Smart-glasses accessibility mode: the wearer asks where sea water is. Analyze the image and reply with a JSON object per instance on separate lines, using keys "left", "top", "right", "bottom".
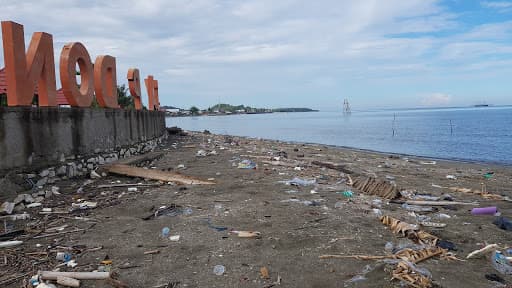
{"left": 166, "top": 106, "right": 512, "bottom": 165}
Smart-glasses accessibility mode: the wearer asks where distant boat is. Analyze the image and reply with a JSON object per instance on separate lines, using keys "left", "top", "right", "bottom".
{"left": 474, "top": 104, "right": 490, "bottom": 107}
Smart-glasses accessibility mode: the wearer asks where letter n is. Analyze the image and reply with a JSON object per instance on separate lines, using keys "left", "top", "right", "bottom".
{"left": 1, "top": 21, "right": 57, "bottom": 106}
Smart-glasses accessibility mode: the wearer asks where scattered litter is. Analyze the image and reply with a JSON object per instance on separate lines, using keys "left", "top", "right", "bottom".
{"left": 485, "top": 273, "right": 505, "bottom": 284}
{"left": 281, "top": 199, "right": 320, "bottom": 206}
{"left": 237, "top": 159, "right": 257, "bottom": 169}
{"left": 419, "top": 222, "right": 446, "bottom": 228}
{"left": 213, "top": 265, "right": 225, "bottom": 276}
{"left": 230, "top": 230, "right": 261, "bottom": 238}
{"left": 350, "top": 177, "right": 399, "bottom": 199}
{"left": 161, "top": 227, "right": 170, "bottom": 238}
{"left": 127, "top": 187, "right": 138, "bottom": 192}
{"left": 493, "top": 217, "right": 512, "bottom": 231}
{"left": 484, "top": 172, "right": 494, "bottom": 179}
{"left": 0, "top": 202, "right": 15, "bottom": 214}
{"left": 0, "top": 240, "right": 23, "bottom": 248}
{"left": 471, "top": 206, "right": 498, "bottom": 215}
{"left": 90, "top": 170, "right": 101, "bottom": 179}
{"left": 420, "top": 161, "right": 437, "bottom": 165}
{"left": 204, "top": 217, "right": 228, "bottom": 232}
{"left": 196, "top": 150, "right": 207, "bottom": 157}
{"left": 169, "top": 235, "right": 180, "bottom": 242}
{"left": 492, "top": 250, "right": 512, "bottom": 275}
{"left": 26, "top": 203, "right": 42, "bottom": 208}
{"left": 467, "top": 244, "right": 498, "bottom": 259}
{"left": 71, "top": 201, "right": 97, "bottom": 210}
{"left": 401, "top": 203, "right": 435, "bottom": 212}
{"left": 310, "top": 190, "right": 318, "bottom": 194}
{"left": 260, "top": 267, "right": 270, "bottom": 279}
{"left": 446, "top": 175, "right": 457, "bottom": 180}
{"left": 337, "top": 190, "right": 353, "bottom": 198}
{"left": 344, "top": 265, "right": 374, "bottom": 286}
{"left": 279, "top": 177, "right": 316, "bottom": 186}
{"left": 143, "top": 204, "right": 191, "bottom": 220}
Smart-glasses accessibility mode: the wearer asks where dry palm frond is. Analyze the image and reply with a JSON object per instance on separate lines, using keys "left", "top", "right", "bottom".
{"left": 380, "top": 215, "right": 418, "bottom": 236}
{"left": 392, "top": 261, "right": 432, "bottom": 288}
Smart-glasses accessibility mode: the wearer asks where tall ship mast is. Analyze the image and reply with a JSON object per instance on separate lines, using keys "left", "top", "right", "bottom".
{"left": 343, "top": 99, "right": 351, "bottom": 115}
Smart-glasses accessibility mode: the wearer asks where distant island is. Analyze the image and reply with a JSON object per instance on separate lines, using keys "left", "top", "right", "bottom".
{"left": 161, "top": 103, "right": 318, "bottom": 117}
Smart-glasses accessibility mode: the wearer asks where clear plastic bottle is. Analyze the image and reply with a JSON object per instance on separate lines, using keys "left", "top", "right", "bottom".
{"left": 213, "top": 265, "right": 225, "bottom": 275}
{"left": 491, "top": 251, "right": 512, "bottom": 275}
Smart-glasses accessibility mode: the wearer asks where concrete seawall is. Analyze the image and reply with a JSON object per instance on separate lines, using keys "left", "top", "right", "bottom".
{"left": 0, "top": 107, "right": 165, "bottom": 173}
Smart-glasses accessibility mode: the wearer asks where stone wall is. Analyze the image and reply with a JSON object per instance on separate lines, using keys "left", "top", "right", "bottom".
{"left": 0, "top": 107, "right": 166, "bottom": 175}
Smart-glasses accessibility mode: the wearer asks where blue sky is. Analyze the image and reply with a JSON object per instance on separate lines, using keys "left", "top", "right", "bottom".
{"left": 1, "top": 0, "right": 512, "bottom": 110}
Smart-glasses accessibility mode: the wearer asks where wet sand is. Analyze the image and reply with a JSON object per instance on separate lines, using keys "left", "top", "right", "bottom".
{"left": 3, "top": 130, "right": 512, "bottom": 288}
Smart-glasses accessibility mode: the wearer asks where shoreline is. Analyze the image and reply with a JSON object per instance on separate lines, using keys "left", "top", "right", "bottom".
{"left": 182, "top": 129, "right": 512, "bottom": 168}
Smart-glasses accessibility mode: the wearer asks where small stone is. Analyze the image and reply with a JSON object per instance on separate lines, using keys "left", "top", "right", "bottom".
{"left": 36, "top": 177, "right": 48, "bottom": 187}
{"left": 13, "top": 203, "right": 25, "bottom": 213}
{"left": 24, "top": 194, "right": 35, "bottom": 203}
{"left": 94, "top": 148, "right": 101, "bottom": 154}
{"left": 26, "top": 203, "right": 42, "bottom": 208}
{"left": 0, "top": 202, "right": 15, "bottom": 214}
{"left": 90, "top": 171, "right": 101, "bottom": 179}
{"left": 34, "top": 196, "right": 44, "bottom": 203}
{"left": 39, "top": 169, "right": 50, "bottom": 177}
{"left": 26, "top": 173, "right": 37, "bottom": 179}
{"left": 56, "top": 166, "right": 67, "bottom": 176}
{"left": 13, "top": 194, "right": 26, "bottom": 205}
{"left": 45, "top": 190, "right": 52, "bottom": 198}
{"left": 48, "top": 170, "right": 56, "bottom": 178}
{"left": 87, "top": 164, "right": 94, "bottom": 170}
{"left": 87, "top": 158, "right": 96, "bottom": 163}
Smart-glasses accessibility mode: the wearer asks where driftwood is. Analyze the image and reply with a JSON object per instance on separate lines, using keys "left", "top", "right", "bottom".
{"left": 351, "top": 177, "right": 399, "bottom": 199}
{"left": 33, "top": 229, "right": 86, "bottom": 239}
{"left": 311, "top": 160, "right": 354, "bottom": 174}
{"left": 40, "top": 271, "right": 110, "bottom": 280}
{"left": 406, "top": 200, "right": 478, "bottom": 206}
{"left": 96, "top": 183, "right": 161, "bottom": 188}
{"left": 106, "top": 164, "right": 215, "bottom": 185}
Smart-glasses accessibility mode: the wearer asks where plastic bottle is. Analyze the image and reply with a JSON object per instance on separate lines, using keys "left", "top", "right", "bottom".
{"left": 161, "top": 227, "right": 170, "bottom": 238}
{"left": 213, "top": 265, "right": 225, "bottom": 275}
{"left": 492, "top": 251, "right": 512, "bottom": 275}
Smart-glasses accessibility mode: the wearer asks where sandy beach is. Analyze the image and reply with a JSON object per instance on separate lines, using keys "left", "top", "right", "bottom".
{"left": 3, "top": 129, "right": 512, "bottom": 288}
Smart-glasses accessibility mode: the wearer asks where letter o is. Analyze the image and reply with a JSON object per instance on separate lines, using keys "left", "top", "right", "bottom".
{"left": 59, "top": 42, "right": 94, "bottom": 107}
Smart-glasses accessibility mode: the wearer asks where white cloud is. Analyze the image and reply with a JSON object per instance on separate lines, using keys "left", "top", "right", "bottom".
{"left": 481, "top": 1, "right": 512, "bottom": 12}
{"left": 0, "top": 0, "right": 511, "bottom": 108}
{"left": 421, "top": 93, "right": 453, "bottom": 106}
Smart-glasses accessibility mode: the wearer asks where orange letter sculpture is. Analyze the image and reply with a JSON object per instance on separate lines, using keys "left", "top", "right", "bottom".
{"left": 144, "top": 75, "right": 160, "bottom": 111}
{"left": 127, "top": 68, "right": 142, "bottom": 110}
{"left": 1, "top": 21, "right": 57, "bottom": 106}
{"left": 94, "top": 55, "right": 118, "bottom": 108}
{"left": 59, "top": 42, "right": 94, "bottom": 107}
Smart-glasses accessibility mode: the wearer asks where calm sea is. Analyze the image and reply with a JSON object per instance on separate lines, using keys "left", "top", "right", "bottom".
{"left": 166, "top": 106, "right": 512, "bottom": 165}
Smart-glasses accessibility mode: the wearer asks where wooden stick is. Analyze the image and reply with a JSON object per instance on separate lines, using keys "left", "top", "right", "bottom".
{"left": 40, "top": 271, "right": 110, "bottom": 280}
{"left": 33, "top": 229, "right": 85, "bottom": 239}
{"left": 106, "top": 164, "right": 215, "bottom": 185}
{"left": 96, "top": 183, "right": 161, "bottom": 188}
{"left": 144, "top": 249, "right": 160, "bottom": 255}
{"left": 405, "top": 200, "right": 478, "bottom": 206}
{"left": 319, "top": 254, "right": 396, "bottom": 260}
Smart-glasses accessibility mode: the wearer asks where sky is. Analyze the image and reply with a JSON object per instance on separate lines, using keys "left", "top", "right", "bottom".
{"left": 1, "top": 0, "right": 512, "bottom": 110}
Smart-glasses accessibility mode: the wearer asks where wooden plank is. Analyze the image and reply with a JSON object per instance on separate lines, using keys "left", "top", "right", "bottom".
{"left": 106, "top": 164, "right": 215, "bottom": 185}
